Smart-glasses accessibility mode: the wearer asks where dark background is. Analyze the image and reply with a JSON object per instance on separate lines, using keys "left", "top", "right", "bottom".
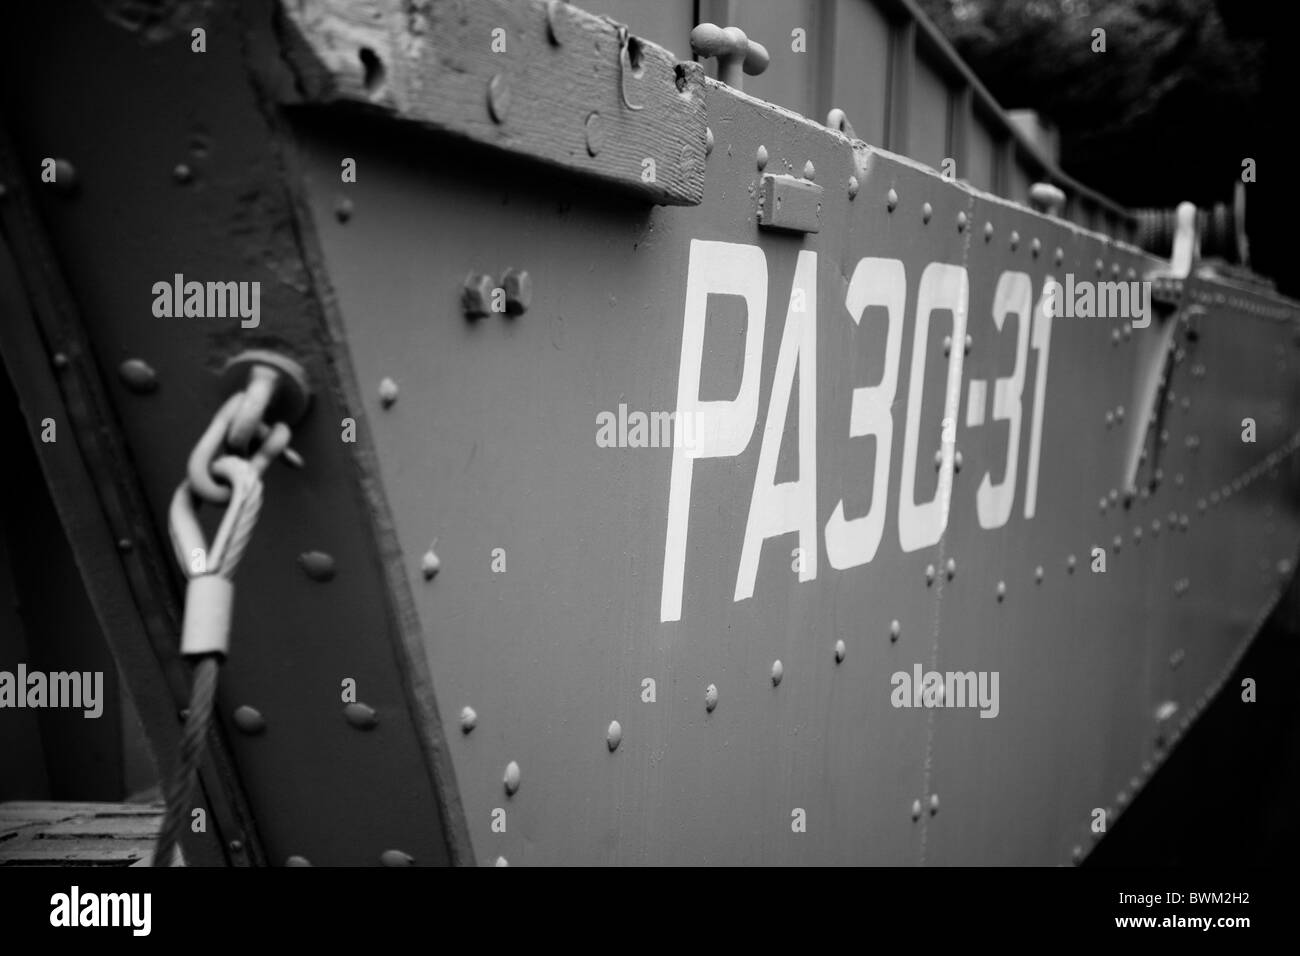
{"left": 918, "top": 0, "right": 1299, "bottom": 297}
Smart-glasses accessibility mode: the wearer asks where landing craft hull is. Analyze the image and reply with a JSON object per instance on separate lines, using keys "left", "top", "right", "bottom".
{"left": 1, "top": 0, "right": 1298, "bottom": 866}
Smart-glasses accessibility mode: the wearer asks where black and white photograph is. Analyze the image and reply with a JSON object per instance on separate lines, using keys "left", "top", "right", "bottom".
{"left": 0, "top": 0, "right": 1294, "bottom": 934}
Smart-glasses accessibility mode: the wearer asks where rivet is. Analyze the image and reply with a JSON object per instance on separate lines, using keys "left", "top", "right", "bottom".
{"left": 421, "top": 545, "right": 441, "bottom": 580}
{"left": 1117, "top": 790, "right": 1128, "bottom": 807}
{"left": 889, "top": 619, "right": 901, "bottom": 642}
{"left": 756, "top": 145, "right": 768, "bottom": 171}
{"left": 172, "top": 163, "right": 193, "bottom": 184}
{"left": 297, "top": 550, "right": 336, "bottom": 582}
{"left": 380, "top": 849, "right": 414, "bottom": 866}
{"left": 1179, "top": 514, "right": 1189, "bottom": 531}
{"left": 847, "top": 174, "right": 859, "bottom": 199}
{"left": 50, "top": 158, "right": 78, "bottom": 194}
{"left": 1054, "top": 247, "right": 1063, "bottom": 265}
{"left": 1105, "top": 411, "right": 1114, "bottom": 428}
{"left": 607, "top": 719, "right": 623, "bottom": 751}
{"left": 1115, "top": 405, "right": 1125, "bottom": 421}
{"left": 922, "top": 201, "right": 932, "bottom": 223}
{"left": 1031, "top": 237, "right": 1041, "bottom": 257}
{"left": 1035, "top": 565, "right": 1044, "bottom": 583}
{"left": 285, "top": 855, "right": 312, "bottom": 867}
{"left": 1109, "top": 488, "right": 1118, "bottom": 504}
{"left": 945, "top": 557, "right": 956, "bottom": 579}
{"left": 117, "top": 538, "right": 133, "bottom": 553}
{"left": 1112, "top": 534, "right": 1122, "bottom": 553}
{"left": 1094, "top": 258, "right": 1104, "bottom": 275}
{"left": 1099, "top": 497, "right": 1107, "bottom": 513}
{"left": 925, "top": 564, "right": 936, "bottom": 585}
{"left": 943, "top": 335, "right": 952, "bottom": 356}
{"left": 233, "top": 705, "right": 266, "bottom": 735}
{"left": 584, "top": 111, "right": 604, "bottom": 156}
{"left": 802, "top": 160, "right": 815, "bottom": 180}
{"left": 495, "top": 856, "right": 509, "bottom": 866}
{"left": 1122, "top": 323, "right": 1132, "bottom": 340}
{"left": 501, "top": 267, "right": 532, "bottom": 315}
{"left": 487, "top": 73, "right": 510, "bottom": 123}
{"left": 335, "top": 197, "right": 353, "bottom": 223}
{"left": 704, "top": 683, "right": 719, "bottom": 712}
{"left": 343, "top": 701, "right": 378, "bottom": 730}
{"left": 886, "top": 187, "right": 898, "bottom": 212}
{"left": 911, "top": 798, "right": 922, "bottom": 821}
{"left": 1067, "top": 554, "right": 1076, "bottom": 573}
{"left": 1071, "top": 845, "right": 1083, "bottom": 865}
{"left": 1133, "top": 526, "right": 1142, "bottom": 543}
{"left": 118, "top": 358, "right": 158, "bottom": 393}
{"left": 934, "top": 449, "right": 942, "bottom": 470}
{"left": 229, "top": 839, "right": 244, "bottom": 853}
{"left": 929, "top": 793, "right": 939, "bottom": 815}
{"left": 52, "top": 352, "right": 69, "bottom": 369}
{"left": 983, "top": 221, "right": 993, "bottom": 241}
{"left": 503, "top": 760, "right": 521, "bottom": 795}
{"left": 996, "top": 580, "right": 1006, "bottom": 601}
{"left": 1111, "top": 329, "right": 1120, "bottom": 346}
{"left": 378, "top": 376, "right": 399, "bottom": 407}
{"left": 953, "top": 450, "right": 963, "bottom": 472}
{"left": 833, "top": 639, "right": 846, "bottom": 663}
{"left": 459, "top": 706, "right": 477, "bottom": 733}
{"left": 964, "top": 334, "right": 972, "bottom": 354}
{"left": 956, "top": 210, "right": 967, "bottom": 231}
{"left": 769, "top": 659, "right": 784, "bottom": 686}
{"left": 1009, "top": 230, "right": 1019, "bottom": 250}
{"left": 705, "top": 127, "right": 714, "bottom": 156}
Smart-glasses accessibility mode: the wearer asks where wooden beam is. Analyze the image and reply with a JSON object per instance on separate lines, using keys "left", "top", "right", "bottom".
{"left": 275, "top": 0, "right": 708, "bottom": 205}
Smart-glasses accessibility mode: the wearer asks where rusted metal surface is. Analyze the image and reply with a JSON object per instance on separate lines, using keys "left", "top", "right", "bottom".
{"left": 1, "top": 0, "right": 1297, "bottom": 867}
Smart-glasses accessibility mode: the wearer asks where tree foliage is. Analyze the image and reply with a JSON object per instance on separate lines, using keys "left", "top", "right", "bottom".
{"left": 916, "top": 0, "right": 1263, "bottom": 207}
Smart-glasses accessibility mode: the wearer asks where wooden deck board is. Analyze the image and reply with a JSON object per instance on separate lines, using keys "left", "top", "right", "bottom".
{"left": 0, "top": 800, "right": 164, "bottom": 867}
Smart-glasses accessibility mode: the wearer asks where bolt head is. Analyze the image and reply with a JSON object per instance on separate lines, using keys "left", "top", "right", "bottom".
{"left": 501, "top": 268, "right": 532, "bottom": 315}
{"left": 462, "top": 273, "right": 494, "bottom": 318}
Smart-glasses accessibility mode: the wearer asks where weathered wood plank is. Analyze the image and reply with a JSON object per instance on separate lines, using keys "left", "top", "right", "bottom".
{"left": 0, "top": 802, "right": 163, "bottom": 865}
{"left": 274, "top": 0, "right": 707, "bottom": 205}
